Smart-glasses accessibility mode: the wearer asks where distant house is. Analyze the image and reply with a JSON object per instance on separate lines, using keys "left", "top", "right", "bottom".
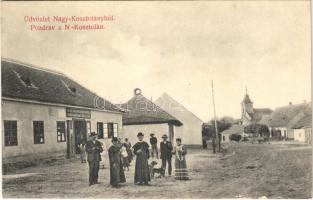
{"left": 119, "top": 89, "right": 182, "bottom": 144}
{"left": 154, "top": 93, "right": 203, "bottom": 147}
{"left": 220, "top": 124, "right": 245, "bottom": 143}
{"left": 293, "top": 113, "right": 312, "bottom": 144}
{"left": 241, "top": 92, "right": 272, "bottom": 126}
{"left": 2, "top": 59, "right": 123, "bottom": 164}
{"left": 259, "top": 102, "right": 311, "bottom": 139}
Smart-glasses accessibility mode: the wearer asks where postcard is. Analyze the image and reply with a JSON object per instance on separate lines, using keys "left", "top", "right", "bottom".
{"left": 1, "top": 1, "right": 312, "bottom": 198}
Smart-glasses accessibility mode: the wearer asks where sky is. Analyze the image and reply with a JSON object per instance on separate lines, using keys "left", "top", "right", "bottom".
{"left": 1, "top": 1, "right": 311, "bottom": 122}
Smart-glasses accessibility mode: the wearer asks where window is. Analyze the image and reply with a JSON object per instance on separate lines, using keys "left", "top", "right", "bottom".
{"left": 4, "top": 120, "right": 17, "bottom": 146}
{"left": 57, "top": 121, "right": 66, "bottom": 142}
{"left": 105, "top": 123, "right": 118, "bottom": 138}
{"left": 33, "top": 121, "right": 44, "bottom": 144}
{"left": 97, "top": 122, "right": 104, "bottom": 139}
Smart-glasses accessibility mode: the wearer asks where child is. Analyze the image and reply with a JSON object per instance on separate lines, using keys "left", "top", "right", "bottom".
{"left": 121, "top": 144, "right": 129, "bottom": 171}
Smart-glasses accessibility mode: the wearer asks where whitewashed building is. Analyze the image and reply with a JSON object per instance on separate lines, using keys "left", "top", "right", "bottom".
{"left": 154, "top": 93, "right": 203, "bottom": 147}
{"left": 220, "top": 124, "right": 245, "bottom": 143}
{"left": 293, "top": 113, "right": 312, "bottom": 144}
{"left": 2, "top": 59, "right": 123, "bottom": 164}
{"left": 119, "top": 89, "right": 182, "bottom": 145}
{"left": 259, "top": 102, "right": 311, "bottom": 139}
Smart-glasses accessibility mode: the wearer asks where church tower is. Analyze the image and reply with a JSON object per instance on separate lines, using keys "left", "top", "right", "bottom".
{"left": 241, "top": 87, "right": 254, "bottom": 125}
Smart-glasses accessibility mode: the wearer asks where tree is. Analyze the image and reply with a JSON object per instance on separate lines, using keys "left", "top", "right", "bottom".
{"left": 230, "top": 134, "right": 242, "bottom": 142}
{"left": 211, "top": 119, "right": 232, "bottom": 133}
{"left": 203, "top": 119, "right": 232, "bottom": 140}
{"left": 203, "top": 118, "right": 234, "bottom": 153}
{"left": 220, "top": 116, "right": 235, "bottom": 124}
{"left": 244, "top": 123, "right": 258, "bottom": 135}
{"left": 258, "top": 125, "right": 270, "bottom": 137}
{"left": 244, "top": 123, "right": 270, "bottom": 137}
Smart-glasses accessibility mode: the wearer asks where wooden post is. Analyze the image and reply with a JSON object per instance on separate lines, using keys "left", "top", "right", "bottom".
{"left": 211, "top": 80, "right": 220, "bottom": 152}
{"left": 212, "top": 137, "right": 216, "bottom": 153}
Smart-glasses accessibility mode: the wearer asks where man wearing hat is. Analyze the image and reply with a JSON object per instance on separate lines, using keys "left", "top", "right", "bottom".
{"left": 160, "top": 134, "right": 173, "bottom": 176}
{"left": 133, "top": 132, "right": 151, "bottom": 185}
{"left": 150, "top": 133, "right": 158, "bottom": 159}
{"left": 85, "top": 132, "right": 103, "bottom": 186}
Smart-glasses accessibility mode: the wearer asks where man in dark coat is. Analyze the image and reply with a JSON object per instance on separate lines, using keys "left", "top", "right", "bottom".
{"left": 133, "top": 132, "right": 150, "bottom": 185}
{"left": 160, "top": 134, "right": 173, "bottom": 176}
{"left": 150, "top": 133, "right": 158, "bottom": 159}
{"left": 85, "top": 132, "right": 103, "bottom": 186}
{"left": 108, "top": 137, "right": 126, "bottom": 188}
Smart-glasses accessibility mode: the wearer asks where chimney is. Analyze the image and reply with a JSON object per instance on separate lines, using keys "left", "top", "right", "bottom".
{"left": 134, "top": 88, "right": 142, "bottom": 96}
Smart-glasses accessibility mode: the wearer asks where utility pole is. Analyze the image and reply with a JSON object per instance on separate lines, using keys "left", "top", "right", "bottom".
{"left": 211, "top": 80, "right": 220, "bottom": 152}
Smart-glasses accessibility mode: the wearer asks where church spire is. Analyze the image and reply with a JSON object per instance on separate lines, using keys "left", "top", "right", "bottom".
{"left": 243, "top": 86, "right": 253, "bottom": 104}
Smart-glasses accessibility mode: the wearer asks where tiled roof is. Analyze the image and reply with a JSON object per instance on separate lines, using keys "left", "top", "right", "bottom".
{"left": 1, "top": 59, "right": 122, "bottom": 112}
{"left": 120, "top": 89, "right": 182, "bottom": 126}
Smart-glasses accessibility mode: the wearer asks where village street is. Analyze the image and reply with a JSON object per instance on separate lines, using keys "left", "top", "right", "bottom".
{"left": 2, "top": 142, "right": 312, "bottom": 199}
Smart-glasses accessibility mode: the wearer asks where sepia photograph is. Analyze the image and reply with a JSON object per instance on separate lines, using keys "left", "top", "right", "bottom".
{"left": 1, "top": 1, "right": 312, "bottom": 198}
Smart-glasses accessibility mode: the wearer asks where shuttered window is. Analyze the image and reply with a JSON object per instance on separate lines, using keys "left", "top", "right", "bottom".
{"left": 104, "top": 123, "right": 118, "bottom": 138}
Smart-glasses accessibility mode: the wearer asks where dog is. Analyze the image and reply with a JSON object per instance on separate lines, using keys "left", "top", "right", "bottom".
{"left": 149, "top": 161, "right": 165, "bottom": 178}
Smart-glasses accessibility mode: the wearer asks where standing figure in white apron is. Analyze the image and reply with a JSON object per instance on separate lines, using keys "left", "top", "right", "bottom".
{"left": 173, "top": 138, "right": 189, "bottom": 180}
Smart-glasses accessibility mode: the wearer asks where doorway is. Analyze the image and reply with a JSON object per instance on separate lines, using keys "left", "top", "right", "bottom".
{"left": 74, "top": 120, "right": 87, "bottom": 154}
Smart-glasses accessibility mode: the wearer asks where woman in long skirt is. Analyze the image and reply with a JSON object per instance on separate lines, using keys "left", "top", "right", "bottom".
{"left": 173, "top": 138, "right": 189, "bottom": 180}
{"left": 108, "top": 137, "right": 126, "bottom": 188}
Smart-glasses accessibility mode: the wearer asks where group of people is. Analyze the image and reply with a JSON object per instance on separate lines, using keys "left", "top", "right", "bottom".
{"left": 84, "top": 131, "right": 189, "bottom": 188}
{"left": 149, "top": 133, "right": 189, "bottom": 180}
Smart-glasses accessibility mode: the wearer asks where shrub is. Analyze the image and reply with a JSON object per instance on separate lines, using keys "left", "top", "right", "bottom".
{"left": 230, "top": 134, "right": 242, "bottom": 142}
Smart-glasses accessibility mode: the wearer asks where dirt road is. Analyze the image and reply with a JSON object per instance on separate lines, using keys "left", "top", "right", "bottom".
{"left": 2, "top": 142, "right": 312, "bottom": 198}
